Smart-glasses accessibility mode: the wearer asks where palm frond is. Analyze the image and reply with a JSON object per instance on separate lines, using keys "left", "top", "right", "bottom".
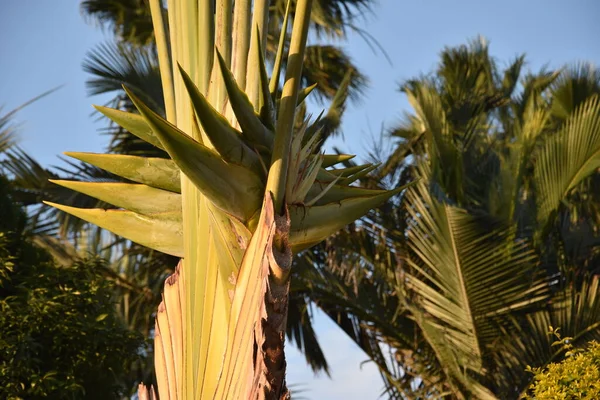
{"left": 403, "top": 80, "right": 468, "bottom": 204}
{"left": 83, "top": 41, "right": 170, "bottom": 157}
{"left": 270, "top": 0, "right": 374, "bottom": 39}
{"left": 292, "top": 222, "right": 452, "bottom": 398}
{"left": 301, "top": 45, "right": 368, "bottom": 103}
{"left": 492, "top": 273, "right": 600, "bottom": 397}
{"left": 512, "top": 68, "right": 560, "bottom": 127}
{"left": 286, "top": 291, "right": 330, "bottom": 375}
{"left": 83, "top": 41, "right": 164, "bottom": 114}
{"left": 437, "top": 36, "right": 500, "bottom": 106}
{"left": 402, "top": 166, "right": 547, "bottom": 397}
{"left": 501, "top": 55, "right": 526, "bottom": 98}
{"left": 535, "top": 95, "right": 600, "bottom": 231}
{"left": 81, "top": 0, "right": 154, "bottom": 45}
{"left": 551, "top": 63, "right": 600, "bottom": 120}
{"left": 269, "top": 43, "right": 368, "bottom": 106}
{"left": 309, "top": 68, "right": 355, "bottom": 148}
{"left": 2, "top": 148, "right": 117, "bottom": 236}
{"left": 0, "top": 109, "right": 16, "bottom": 154}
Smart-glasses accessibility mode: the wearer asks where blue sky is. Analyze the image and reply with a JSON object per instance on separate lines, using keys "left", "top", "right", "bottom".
{"left": 2, "top": 0, "right": 599, "bottom": 399}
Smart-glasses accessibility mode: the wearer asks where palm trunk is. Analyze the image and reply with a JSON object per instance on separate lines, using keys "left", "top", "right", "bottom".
{"left": 251, "top": 208, "right": 292, "bottom": 399}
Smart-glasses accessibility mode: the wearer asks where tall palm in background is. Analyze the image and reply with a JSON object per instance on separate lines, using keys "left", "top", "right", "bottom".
{"left": 309, "top": 39, "right": 600, "bottom": 398}
{"left": 81, "top": 0, "right": 370, "bottom": 97}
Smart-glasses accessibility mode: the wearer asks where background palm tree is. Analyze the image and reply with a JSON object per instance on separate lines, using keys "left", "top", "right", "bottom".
{"left": 80, "top": 0, "right": 370, "bottom": 105}
{"left": 312, "top": 38, "right": 600, "bottom": 398}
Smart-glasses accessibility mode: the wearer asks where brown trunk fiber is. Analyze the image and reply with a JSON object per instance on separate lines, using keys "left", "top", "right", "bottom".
{"left": 251, "top": 209, "right": 292, "bottom": 400}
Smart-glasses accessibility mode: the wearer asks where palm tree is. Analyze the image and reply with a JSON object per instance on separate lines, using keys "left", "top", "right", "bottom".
{"left": 1, "top": 1, "right": 372, "bottom": 385}
{"left": 2, "top": 63, "right": 356, "bottom": 395}
{"left": 80, "top": 0, "right": 371, "bottom": 104}
{"left": 0, "top": 110, "right": 16, "bottom": 154}
{"left": 46, "top": 0, "right": 402, "bottom": 398}
{"left": 316, "top": 38, "right": 600, "bottom": 398}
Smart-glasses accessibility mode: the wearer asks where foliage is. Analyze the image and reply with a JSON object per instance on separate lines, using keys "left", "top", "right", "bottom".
{"left": 9, "top": 3, "right": 598, "bottom": 398}
{"left": 80, "top": 0, "right": 371, "bottom": 105}
{"left": 48, "top": 0, "right": 399, "bottom": 398}
{"left": 0, "top": 108, "right": 16, "bottom": 154}
{"left": 314, "top": 38, "right": 600, "bottom": 398}
{"left": 0, "top": 178, "right": 146, "bottom": 399}
{"left": 81, "top": 0, "right": 155, "bottom": 45}
{"left": 0, "top": 2, "right": 382, "bottom": 387}
{"left": 526, "top": 339, "right": 600, "bottom": 400}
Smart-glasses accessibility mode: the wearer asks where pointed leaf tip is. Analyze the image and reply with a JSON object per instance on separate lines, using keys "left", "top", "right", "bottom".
{"left": 255, "top": 34, "right": 276, "bottom": 128}
{"left": 177, "top": 64, "right": 262, "bottom": 173}
{"left": 63, "top": 152, "right": 181, "bottom": 193}
{"left": 43, "top": 201, "right": 183, "bottom": 257}
{"left": 49, "top": 180, "right": 181, "bottom": 215}
{"left": 124, "top": 86, "right": 264, "bottom": 221}
{"left": 215, "top": 50, "right": 273, "bottom": 148}
{"left": 94, "top": 105, "right": 164, "bottom": 150}
{"left": 298, "top": 83, "right": 318, "bottom": 105}
{"left": 290, "top": 182, "right": 415, "bottom": 252}
{"left": 321, "top": 154, "right": 355, "bottom": 168}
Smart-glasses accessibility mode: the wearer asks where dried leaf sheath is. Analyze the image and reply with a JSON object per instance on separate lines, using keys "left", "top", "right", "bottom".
{"left": 217, "top": 194, "right": 292, "bottom": 399}
{"left": 154, "top": 261, "right": 185, "bottom": 399}
{"left": 138, "top": 383, "right": 158, "bottom": 400}
{"left": 252, "top": 209, "right": 292, "bottom": 399}
{"left": 143, "top": 194, "right": 291, "bottom": 400}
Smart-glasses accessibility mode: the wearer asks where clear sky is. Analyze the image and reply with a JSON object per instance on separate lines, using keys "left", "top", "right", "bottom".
{"left": 2, "top": 1, "right": 600, "bottom": 399}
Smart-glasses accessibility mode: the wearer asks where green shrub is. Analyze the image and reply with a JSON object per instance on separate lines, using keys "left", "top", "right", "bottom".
{"left": 0, "top": 178, "right": 146, "bottom": 399}
{"left": 0, "top": 237, "right": 146, "bottom": 399}
{"left": 527, "top": 340, "right": 600, "bottom": 400}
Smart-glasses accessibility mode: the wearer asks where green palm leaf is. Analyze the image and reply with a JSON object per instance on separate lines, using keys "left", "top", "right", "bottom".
{"left": 550, "top": 63, "right": 600, "bottom": 120}
{"left": 403, "top": 168, "right": 547, "bottom": 397}
{"left": 81, "top": 0, "right": 154, "bottom": 45}
{"left": 535, "top": 95, "right": 600, "bottom": 230}
{"left": 83, "top": 41, "right": 163, "bottom": 113}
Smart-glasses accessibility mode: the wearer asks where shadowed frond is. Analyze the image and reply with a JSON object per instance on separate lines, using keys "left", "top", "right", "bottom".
{"left": 301, "top": 45, "right": 367, "bottom": 103}
{"left": 492, "top": 274, "right": 600, "bottom": 397}
{"left": 83, "top": 41, "right": 164, "bottom": 114}
{"left": 81, "top": 0, "right": 154, "bottom": 45}
{"left": 0, "top": 108, "right": 17, "bottom": 154}
{"left": 286, "top": 291, "right": 330, "bottom": 374}
{"left": 535, "top": 95, "right": 600, "bottom": 231}
{"left": 2, "top": 148, "right": 117, "bottom": 237}
{"left": 551, "top": 63, "right": 600, "bottom": 120}
{"left": 403, "top": 167, "right": 547, "bottom": 398}
{"left": 271, "top": 0, "right": 374, "bottom": 39}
